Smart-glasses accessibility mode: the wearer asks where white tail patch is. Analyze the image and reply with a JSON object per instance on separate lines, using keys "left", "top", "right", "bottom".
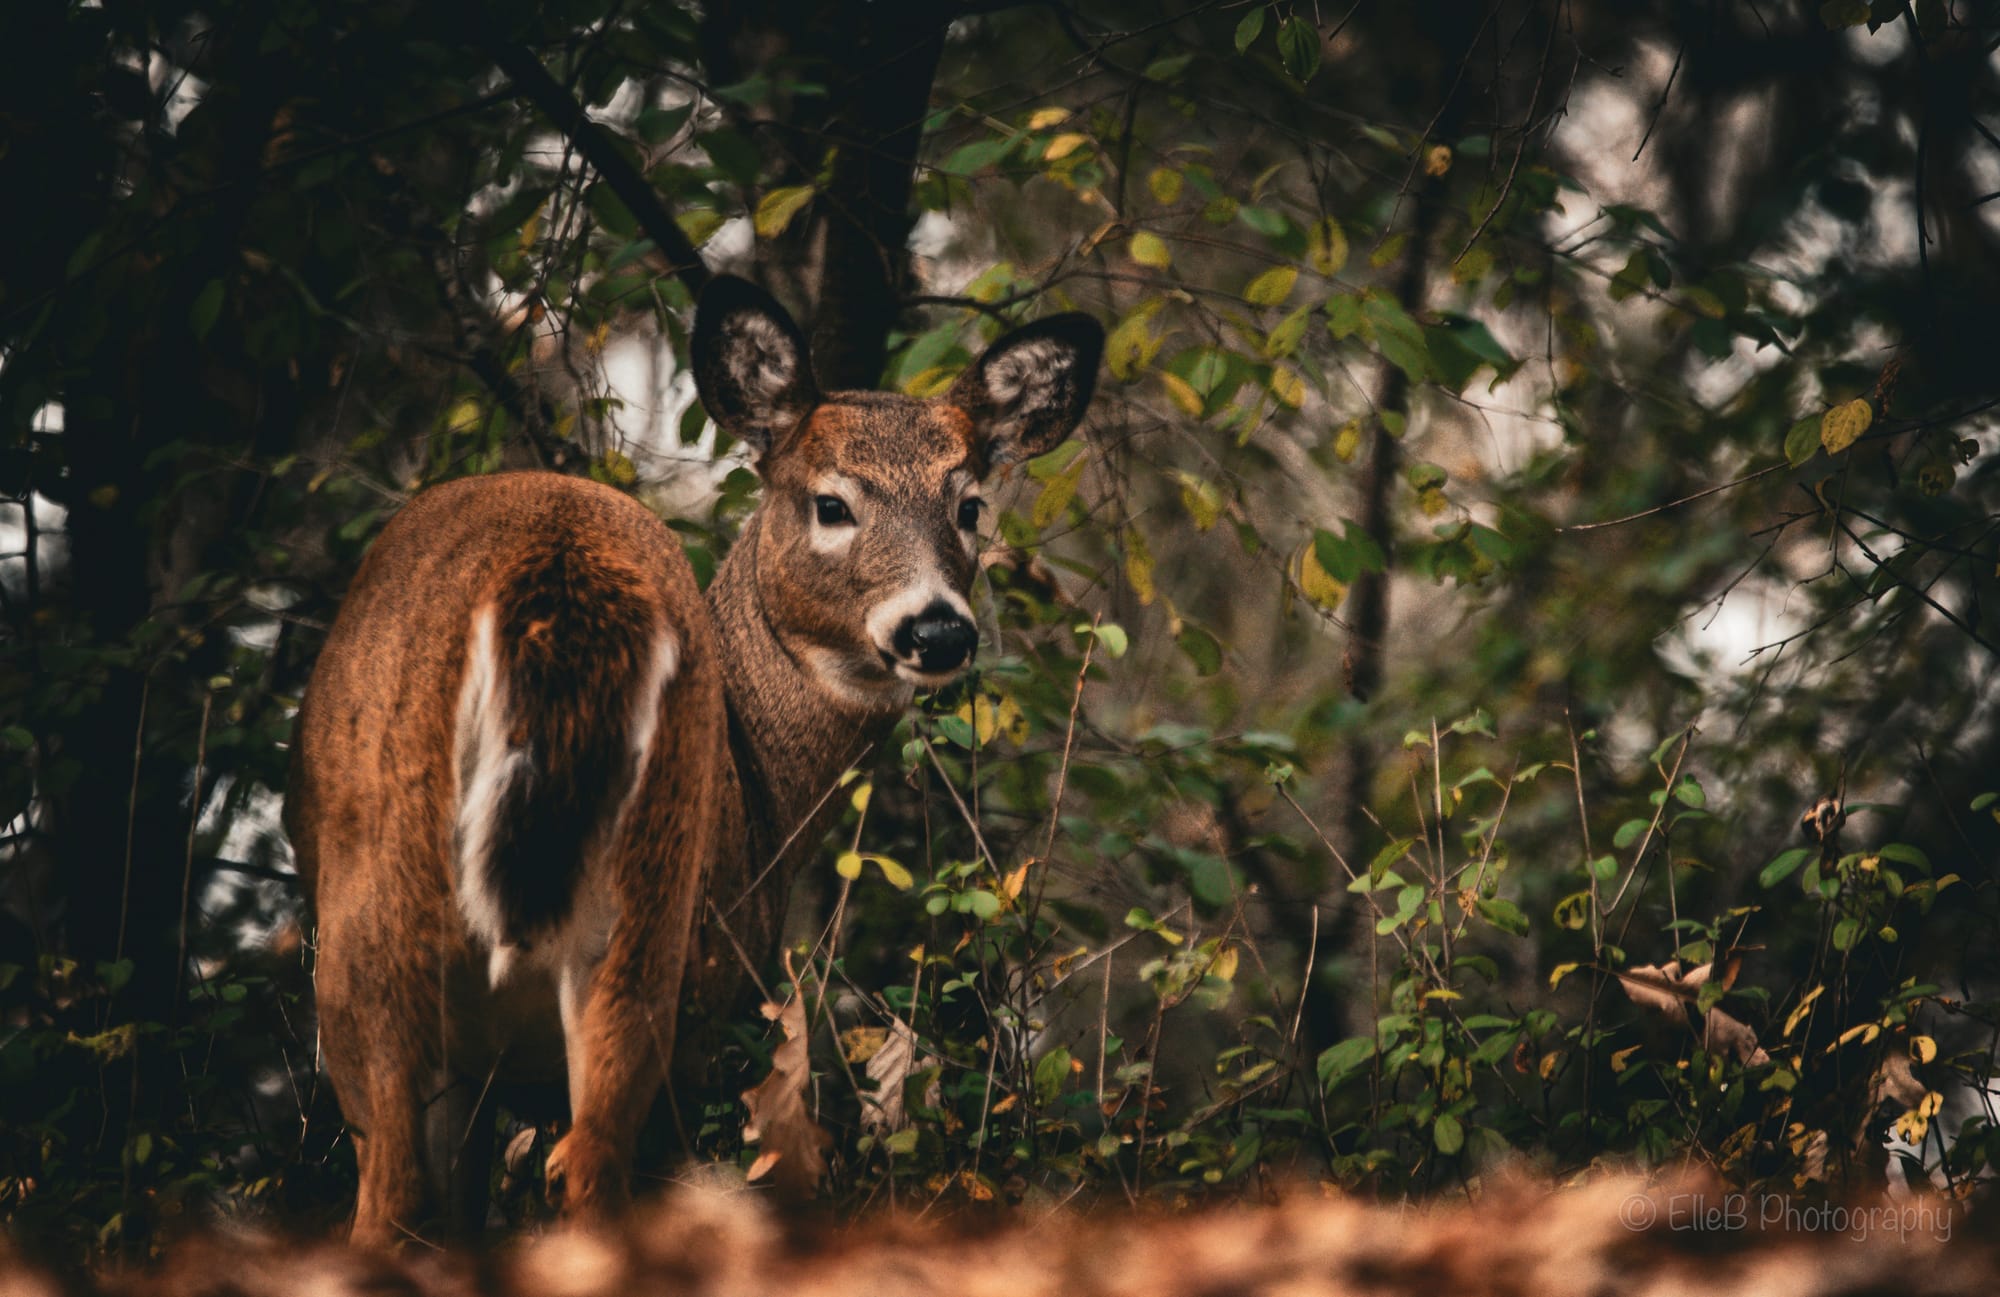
{"left": 454, "top": 608, "right": 529, "bottom": 963}
{"left": 455, "top": 611, "right": 680, "bottom": 992}
{"left": 624, "top": 623, "right": 680, "bottom": 782}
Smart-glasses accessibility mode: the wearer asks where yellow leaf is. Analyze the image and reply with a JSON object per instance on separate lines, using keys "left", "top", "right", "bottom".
{"left": 677, "top": 209, "right": 725, "bottom": 248}
{"left": 1893, "top": 1090, "right": 1943, "bottom": 1144}
{"left": 1031, "top": 452, "right": 1088, "bottom": 528}
{"left": 990, "top": 1092, "right": 1020, "bottom": 1114}
{"left": 1105, "top": 302, "right": 1165, "bottom": 380}
{"left": 1129, "top": 230, "right": 1172, "bottom": 268}
{"left": 1424, "top": 144, "right": 1453, "bottom": 176}
{"left": 753, "top": 185, "right": 815, "bottom": 240}
{"left": 1820, "top": 397, "right": 1873, "bottom": 455}
{"left": 868, "top": 855, "right": 914, "bottom": 890}
{"left": 1683, "top": 285, "right": 1726, "bottom": 319}
{"left": 1027, "top": 107, "right": 1071, "bottom": 130}
{"left": 1783, "top": 985, "right": 1824, "bottom": 1038}
{"left": 1243, "top": 265, "right": 1298, "bottom": 307}
{"left": 1044, "top": 132, "right": 1090, "bottom": 161}
{"left": 1210, "top": 946, "right": 1239, "bottom": 982}
{"left": 1159, "top": 371, "right": 1203, "bottom": 416}
{"left": 585, "top": 320, "right": 610, "bottom": 354}
{"left": 518, "top": 209, "right": 541, "bottom": 252}
{"left": 446, "top": 399, "right": 482, "bottom": 433}
{"left": 1910, "top": 1035, "right": 1937, "bottom": 1064}
{"left": 841, "top": 1026, "right": 888, "bottom": 1064}
{"left": 1333, "top": 419, "right": 1362, "bottom": 462}
{"left": 1539, "top": 1050, "right": 1562, "bottom": 1080}
{"left": 902, "top": 365, "right": 959, "bottom": 398}
{"left": 1001, "top": 861, "right": 1031, "bottom": 901}
{"left": 957, "top": 696, "right": 999, "bottom": 745}
{"left": 1421, "top": 988, "right": 1461, "bottom": 1002}
{"left": 850, "top": 781, "right": 872, "bottom": 814}
{"left": 599, "top": 449, "right": 637, "bottom": 486}
{"left": 995, "top": 693, "right": 1029, "bottom": 743}
{"left": 1549, "top": 962, "right": 1580, "bottom": 989}
{"left": 1148, "top": 167, "right": 1183, "bottom": 204}
{"left": 1611, "top": 1044, "right": 1642, "bottom": 1073}
{"left": 1297, "top": 543, "right": 1346, "bottom": 610}
{"left": 1309, "top": 216, "right": 1349, "bottom": 276}
{"left": 835, "top": 851, "right": 864, "bottom": 881}
{"left": 1173, "top": 471, "right": 1224, "bottom": 531}
{"left": 1827, "top": 1021, "right": 1881, "bottom": 1052}
{"left": 1124, "top": 525, "right": 1156, "bottom": 605}
{"left": 1369, "top": 230, "right": 1408, "bottom": 269}
{"left": 1269, "top": 365, "right": 1306, "bottom": 408}
{"left": 1417, "top": 485, "right": 1448, "bottom": 517}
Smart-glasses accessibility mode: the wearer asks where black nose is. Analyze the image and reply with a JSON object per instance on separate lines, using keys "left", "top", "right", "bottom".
{"left": 892, "top": 602, "right": 978, "bottom": 674}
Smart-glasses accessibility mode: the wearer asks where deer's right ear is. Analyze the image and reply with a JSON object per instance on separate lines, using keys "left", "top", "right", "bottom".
{"left": 692, "top": 275, "right": 818, "bottom": 458}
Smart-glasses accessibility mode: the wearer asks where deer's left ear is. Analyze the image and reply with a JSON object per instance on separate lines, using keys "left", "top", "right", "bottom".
{"left": 951, "top": 313, "right": 1103, "bottom": 471}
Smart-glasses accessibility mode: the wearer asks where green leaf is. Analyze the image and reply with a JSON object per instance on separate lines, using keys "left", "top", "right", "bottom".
{"left": 1233, "top": 5, "right": 1266, "bottom": 53}
{"left": 1079, "top": 620, "right": 1129, "bottom": 658}
{"left": 1671, "top": 776, "right": 1706, "bottom": 808}
{"left": 1832, "top": 916, "right": 1861, "bottom": 951}
{"left": 1316, "top": 1036, "right": 1375, "bottom": 1088}
{"left": 585, "top": 182, "right": 639, "bottom": 238}
{"left": 1433, "top": 1112, "right": 1464, "bottom": 1155}
{"left": 1275, "top": 16, "right": 1322, "bottom": 82}
{"left": 1877, "top": 842, "right": 1930, "bottom": 873}
{"left": 189, "top": 279, "right": 226, "bottom": 341}
{"left": 1034, "top": 1046, "right": 1073, "bottom": 1103}
{"left": 1612, "top": 818, "right": 1649, "bottom": 849}
{"left": 1176, "top": 624, "right": 1223, "bottom": 676}
{"left": 1475, "top": 897, "right": 1529, "bottom": 937}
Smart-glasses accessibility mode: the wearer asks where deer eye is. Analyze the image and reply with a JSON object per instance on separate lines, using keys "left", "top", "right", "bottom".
{"left": 956, "top": 498, "right": 983, "bottom": 530}
{"left": 814, "top": 495, "right": 854, "bottom": 526}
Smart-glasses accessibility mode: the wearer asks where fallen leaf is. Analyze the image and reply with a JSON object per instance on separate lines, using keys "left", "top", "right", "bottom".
{"left": 862, "top": 1018, "right": 939, "bottom": 1136}
{"left": 1704, "top": 1008, "right": 1769, "bottom": 1067}
{"left": 741, "top": 954, "right": 830, "bottom": 1200}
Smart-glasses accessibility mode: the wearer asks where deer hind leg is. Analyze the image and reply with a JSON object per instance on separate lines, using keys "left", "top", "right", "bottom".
{"left": 341, "top": 1016, "right": 434, "bottom": 1249}
{"left": 545, "top": 663, "right": 720, "bottom": 1222}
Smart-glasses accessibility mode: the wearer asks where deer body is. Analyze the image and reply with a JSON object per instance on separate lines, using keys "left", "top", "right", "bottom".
{"left": 287, "top": 278, "right": 1099, "bottom": 1246}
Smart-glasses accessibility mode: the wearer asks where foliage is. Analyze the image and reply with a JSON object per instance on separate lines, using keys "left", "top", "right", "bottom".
{"left": 3, "top": 0, "right": 1998, "bottom": 1261}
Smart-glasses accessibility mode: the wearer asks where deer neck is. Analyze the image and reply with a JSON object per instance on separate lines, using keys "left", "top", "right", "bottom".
{"left": 705, "top": 513, "right": 901, "bottom": 876}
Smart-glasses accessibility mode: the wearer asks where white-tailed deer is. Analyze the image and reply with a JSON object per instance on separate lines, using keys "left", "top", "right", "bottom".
{"left": 285, "top": 276, "right": 1101, "bottom": 1246}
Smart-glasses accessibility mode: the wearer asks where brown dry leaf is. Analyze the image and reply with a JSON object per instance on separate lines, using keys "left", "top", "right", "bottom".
{"left": 1616, "top": 961, "right": 1701, "bottom": 1016}
{"left": 862, "top": 1018, "right": 939, "bottom": 1136}
{"left": 1871, "top": 1050, "right": 1925, "bottom": 1109}
{"left": 740, "top": 959, "right": 830, "bottom": 1201}
{"left": 1703, "top": 1008, "right": 1769, "bottom": 1067}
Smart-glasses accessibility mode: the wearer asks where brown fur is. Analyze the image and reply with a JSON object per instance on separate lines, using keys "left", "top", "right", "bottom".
{"left": 29, "top": 1176, "right": 1996, "bottom": 1297}
{"left": 286, "top": 277, "right": 1101, "bottom": 1246}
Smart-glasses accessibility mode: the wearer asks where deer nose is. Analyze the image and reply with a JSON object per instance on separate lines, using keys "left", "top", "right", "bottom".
{"left": 892, "top": 601, "right": 979, "bottom": 674}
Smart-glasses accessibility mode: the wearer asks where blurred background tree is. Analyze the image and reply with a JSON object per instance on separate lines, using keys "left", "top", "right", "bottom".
{"left": 2, "top": 0, "right": 1996, "bottom": 1256}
